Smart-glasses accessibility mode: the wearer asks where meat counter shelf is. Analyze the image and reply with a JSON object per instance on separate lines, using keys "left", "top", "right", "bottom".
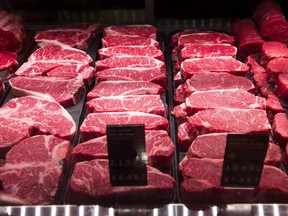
{"left": 2, "top": 203, "right": 288, "bottom": 216}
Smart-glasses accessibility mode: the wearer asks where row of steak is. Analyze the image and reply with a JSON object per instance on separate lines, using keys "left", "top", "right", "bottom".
{"left": 171, "top": 12, "right": 288, "bottom": 204}
{"left": 65, "top": 24, "right": 176, "bottom": 205}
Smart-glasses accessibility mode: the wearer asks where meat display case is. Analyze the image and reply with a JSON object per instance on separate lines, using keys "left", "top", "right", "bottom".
{"left": 1, "top": 0, "right": 288, "bottom": 215}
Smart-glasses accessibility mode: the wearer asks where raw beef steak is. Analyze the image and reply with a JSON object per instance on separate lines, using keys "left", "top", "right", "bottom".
{"left": 87, "top": 81, "right": 164, "bottom": 100}
{"left": 65, "top": 159, "right": 175, "bottom": 205}
{"left": 86, "top": 95, "right": 166, "bottom": 117}
{"left": 27, "top": 43, "right": 93, "bottom": 65}
{"left": 274, "top": 73, "right": 288, "bottom": 101}
{"left": 180, "top": 44, "right": 237, "bottom": 61}
{"left": 0, "top": 135, "right": 71, "bottom": 205}
{"left": 103, "top": 24, "right": 157, "bottom": 39}
{"left": 95, "top": 67, "right": 167, "bottom": 89}
{"left": 0, "top": 96, "right": 76, "bottom": 154}
{"left": 174, "top": 72, "right": 255, "bottom": 104}
{"left": 0, "top": 51, "right": 17, "bottom": 71}
{"left": 179, "top": 158, "right": 288, "bottom": 204}
{"left": 180, "top": 57, "right": 249, "bottom": 79}
{"left": 101, "top": 35, "right": 159, "bottom": 48}
{"left": 185, "top": 133, "right": 282, "bottom": 167}
{"left": 98, "top": 46, "right": 164, "bottom": 61}
{"left": 260, "top": 41, "right": 288, "bottom": 66}
{"left": 231, "top": 18, "right": 264, "bottom": 58}
{"left": 72, "top": 130, "right": 174, "bottom": 169}
{"left": 9, "top": 76, "right": 86, "bottom": 107}
{"left": 178, "top": 32, "right": 235, "bottom": 50}
{"left": 185, "top": 108, "right": 271, "bottom": 143}
{"left": 184, "top": 89, "right": 266, "bottom": 115}
{"left": 34, "top": 23, "right": 100, "bottom": 49}
{"left": 80, "top": 111, "right": 169, "bottom": 141}
{"left": 15, "top": 63, "right": 95, "bottom": 87}
{"left": 272, "top": 112, "right": 288, "bottom": 148}
{"left": 0, "top": 10, "right": 26, "bottom": 53}
{"left": 252, "top": 0, "right": 288, "bottom": 42}
{"left": 95, "top": 56, "right": 166, "bottom": 72}
{"left": 266, "top": 57, "right": 288, "bottom": 83}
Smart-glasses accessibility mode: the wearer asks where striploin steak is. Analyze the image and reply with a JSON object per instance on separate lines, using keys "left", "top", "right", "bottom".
{"left": 180, "top": 57, "right": 249, "bottom": 79}
{"left": 80, "top": 111, "right": 169, "bottom": 141}
{"left": 86, "top": 95, "right": 166, "bottom": 117}
{"left": 72, "top": 130, "right": 174, "bottom": 170}
{"left": 65, "top": 159, "right": 175, "bottom": 205}
{"left": 87, "top": 81, "right": 164, "bottom": 100}
{"left": 101, "top": 35, "right": 159, "bottom": 48}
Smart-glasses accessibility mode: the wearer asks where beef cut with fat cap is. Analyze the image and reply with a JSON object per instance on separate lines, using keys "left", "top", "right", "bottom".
{"left": 185, "top": 133, "right": 282, "bottom": 167}
{"left": 180, "top": 57, "right": 249, "bottom": 80}
{"left": 184, "top": 89, "right": 266, "bottom": 115}
{"left": 95, "top": 67, "right": 167, "bottom": 89}
{"left": 101, "top": 35, "right": 159, "bottom": 48}
{"left": 103, "top": 24, "right": 157, "bottom": 39}
{"left": 95, "top": 56, "right": 166, "bottom": 72}
{"left": 0, "top": 135, "right": 71, "bottom": 205}
{"left": 65, "top": 159, "right": 175, "bottom": 205}
{"left": 80, "top": 111, "right": 169, "bottom": 141}
{"left": 174, "top": 72, "right": 255, "bottom": 104}
{"left": 98, "top": 46, "right": 164, "bottom": 61}
{"left": 184, "top": 108, "right": 271, "bottom": 146}
{"left": 87, "top": 81, "right": 164, "bottom": 100}
{"left": 72, "top": 130, "right": 175, "bottom": 169}
{"left": 0, "top": 96, "right": 76, "bottom": 155}
{"left": 179, "top": 157, "right": 288, "bottom": 204}
{"left": 34, "top": 23, "right": 100, "bottom": 49}
{"left": 9, "top": 76, "right": 86, "bottom": 107}
{"left": 86, "top": 95, "right": 166, "bottom": 117}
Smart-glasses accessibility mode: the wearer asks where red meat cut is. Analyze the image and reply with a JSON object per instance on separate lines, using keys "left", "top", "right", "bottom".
{"left": 34, "top": 23, "right": 100, "bottom": 49}
{"left": 185, "top": 108, "right": 271, "bottom": 145}
{"left": 179, "top": 157, "right": 288, "bottom": 204}
{"left": 27, "top": 43, "right": 93, "bottom": 64}
{"left": 180, "top": 44, "right": 237, "bottom": 61}
{"left": 184, "top": 89, "right": 266, "bottom": 115}
{"left": 87, "top": 81, "right": 164, "bottom": 100}
{"left": 86, "top": 95, "right": 166, "bottom": 117}
{"left": 180, "top": 57, "right": 249, "bottom": 80}
{"left": 103, "top": 24, "right": 157, "bottom": 39}
{"left": 272, "top": 112, "right": 288, "bottom": 148}
{"left": 95, "top": 67, "right": 167, "bottom": 89}
{"left": 0, "top": 51, "right": 18, "bottom": 71}
{"left": 260, "top": 41, "right": 288, "bottom": 66}
{"left": 9, "top": 76, "right": 86, "bottom": 107}
{"left": 178, "top": 32, "right": 235, "bottom": 50}
{"left": 274, "top": 73, "right": 288, "bottom": 101}
{"left": 0, "top": 96, "right": 76, "bottom": 155}
{"left": 65, "top": 159, "right": 175, "bottom": 205}
{"left": 0, "top": 10, "right": 26, "bottom": 53}
{"left": 95, "top": 56, "right": 166, "bottom": 72}
{"left": 80, "top": 111, "right": 169, "bottom": 141}
{"left": 72, "top": 130, "right": 174, "bottom": 169}
{"left": 174, "top": 72, "right": 255, "bottom": 104}
{"left": 185, "top": 133, "right": 282, "bottom": 167}
{"left": 101, "top": 35, "right": 159, "bottom": 48}
{"left": 0, "top": 135, "right": 71, "bottom": 205}
{"left": 266, "top": 57, "right": 288, "bottom": 83}
{"left": 98, "top": 46, "right": 164, "bottom": 61}
{"left": 231, "top": 18, "right": 265, "bottom": 59}
{"left": 252, "top": 0, "right": 288, "bottom": 42}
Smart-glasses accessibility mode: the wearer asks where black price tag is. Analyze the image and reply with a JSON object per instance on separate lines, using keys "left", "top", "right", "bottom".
{"left": 107, "top": 124, "right": 148, "bottom": 186}
{"left": 221, "top": 133, "right": 269, "bottom": 187}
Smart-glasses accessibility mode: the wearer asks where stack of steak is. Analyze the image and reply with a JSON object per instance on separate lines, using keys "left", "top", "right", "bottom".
{"left": 171, "top": 27, "right": 288, "bottom": 204}
{"left": 66, "top": 24, "right": 176, "bottom": 205}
